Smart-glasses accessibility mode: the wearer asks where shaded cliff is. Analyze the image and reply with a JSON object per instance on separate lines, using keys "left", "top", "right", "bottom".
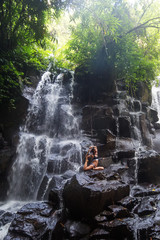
{"left": 2, "top": 66, "right": 160, "bottom": 240}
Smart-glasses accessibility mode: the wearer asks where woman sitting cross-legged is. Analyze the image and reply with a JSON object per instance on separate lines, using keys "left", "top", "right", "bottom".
{"left": 83, "top": 146, "right": 104, "bottom": 171}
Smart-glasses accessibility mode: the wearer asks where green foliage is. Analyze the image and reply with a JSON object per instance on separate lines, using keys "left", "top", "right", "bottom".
{"left": 0, "top": 0, "right": 67, "bottom": 110}
{"left": 0, "top": 0, "right": 66, "bottom": 51}
{"left": 0, "top": 58, "right": 22, "bottom": 109}
{"left": 0, "top": 44, "right": 54, "bottom": 109}
{"left": 57, "top": 0, "right": 160, "bottom": 96}
{"left": 115, "top": 34, "right": 158, "bottom": 95}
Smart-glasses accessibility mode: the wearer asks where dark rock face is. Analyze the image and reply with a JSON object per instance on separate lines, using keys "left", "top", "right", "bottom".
{"left": 63, "top": 169, "right": 129, "bottom": 218}
{"left": 2, "top": 66, "right": 160, "bottom": 240}
{"left": 138, "top": 152, "right": 160, "bottom": 184}
{"left": 118, "top": 116, "right": 131, "bottom": 138}
{"left": 0, "top": 211, "right": 15, "bottom": 228}
{"left": 0, "top": 95, "right": 29, "bottom": 144}
{"left": 134, "top": 196, "right": 156, "bottom": 216}
{"left": 0, "top": 146, "right": 14, "bottom": 200}
{"left": 74, "top": 70, "right": 157, "bottom": 156}
{"left": 147, "top": 107, "right": 159, "bottom": 123}
{"left": 4, "top": 202, "right": 63, "bottom": 240}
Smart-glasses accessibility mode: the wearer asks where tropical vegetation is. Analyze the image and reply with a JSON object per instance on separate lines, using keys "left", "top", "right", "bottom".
{"left": 1, "top": 0, "right": 160, "bottom": 108}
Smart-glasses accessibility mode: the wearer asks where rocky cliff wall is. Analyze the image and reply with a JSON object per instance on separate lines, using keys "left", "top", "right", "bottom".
{"left": 73, "top": 69, "right": 158, "bottom": 160}
{"left": 2, "top": 67, "right": 160, "bottom": 240}
{"left": 0, "top": 68, "right": 40, "bottom": 200}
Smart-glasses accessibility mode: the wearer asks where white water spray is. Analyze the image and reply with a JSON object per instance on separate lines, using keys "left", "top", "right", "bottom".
{"left": 7, "top": 71, "right": 83, "bottom": 201}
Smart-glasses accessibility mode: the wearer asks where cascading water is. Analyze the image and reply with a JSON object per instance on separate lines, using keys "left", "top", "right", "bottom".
{"left": 115, "top": 87, "right": 144, "bottom": 185}
{"left": 152, "top": 78, "right": 160, "bottom": 123}
{"left": 0, "top": 70, "right": 88, "bottom": 238}
{"left": 7, "top": 71, "right": 83, "bottom": 201}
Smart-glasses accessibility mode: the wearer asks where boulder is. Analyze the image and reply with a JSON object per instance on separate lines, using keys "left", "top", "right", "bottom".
{"left": 63, "top": 172, "right": 129, "bottom": 218}
{"left": 98, "top": 218, "right": 134, "bottom": 240}
{"left": 107, "top": 205, "right": 131, "bottom": 218}
{"left": 137, "top": 152, "right": 160, "bottom": 184}
{"left": 89, "top": 228, "right": 110, "bottom": 239}
{"left": 95, "top": 210, "right": 114, "bottom": 222}
{"left": 117, "top": 196, "right": 139, "bottom": 211}
{"left": 133, "top": 196, "right": 156, "bottom": 217}
{"left": 4, "top": 202, "right": 62, "bottom": 240}
{"left": 98, "top": 157, "right": 112, "bottom": 168}
{"left": 130, "top": 184, "right": 160, "bottom": 197}
{"left": 48, "top": 188, "right": 61, "bottom": 209}
{"left": 0, "top": 211, "right": 14, "bottom": 227}
{"left": 64, "top": 220, "right": 91, "bottom": 239}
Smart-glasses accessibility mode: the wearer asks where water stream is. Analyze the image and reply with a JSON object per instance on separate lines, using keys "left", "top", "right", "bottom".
{"left": 152, "top": 78, "right": 160, "bottom": 123}
{"left": 0, "top": 71, "right": 91, "bottom": 238}
{"left": 7, "top": 71, "right": 83, "bottom": 201}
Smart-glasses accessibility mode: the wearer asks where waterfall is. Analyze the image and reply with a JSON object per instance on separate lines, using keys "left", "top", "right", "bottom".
{"left": 7, "top": 71, "right": 83, "bottom": 201}
{"left": 152, "top": 78, "right": 160, "bottom": 123}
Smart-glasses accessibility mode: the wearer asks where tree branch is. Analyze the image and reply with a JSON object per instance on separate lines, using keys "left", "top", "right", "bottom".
{"left": 138, "top": 0, "right": 154, "bottom": 24}
{"left": 126, "top": 17, "right": 160, "bottom": 34}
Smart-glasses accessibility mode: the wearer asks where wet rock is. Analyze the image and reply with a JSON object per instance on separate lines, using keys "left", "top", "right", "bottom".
{"left": 93, "top": 116, "right": 117, "bottom": 133}
{"left": 48, "top": 188, "right": 61, "bottom": 209}
{"left": 62, "top": 170, "right": 76, "bottom": 179}
{"left": 138, "top": 152, "right": 160, "bottom": 184}
{"left": 117, "top": 91, "right": 127, "bottom": 99}
{"left": 133, "top": 100, "right": 141, "bottom": 112}
{"left": 116, "top": 138, "right": 136, "bottom": 152}
{"left": 147, "top": 107, "right": 159, "bottom": 123}
{"left": 135, "top": 81, "right": 151, "bottom": 104}
{"left": 117, "top": 150, "right": 135, "bottom": 160}
{"left": 0, "top": 147, "right": 14, "bottom": 200}
{"left": 0, "top": 133, "right": 5, "bottom": 149}
{"left": 118, "top": 196, "right": 139, "bottom": 211}
{"left": 0, "top": 149, "right": 14, "bottom": 174}
{"left": 106, "top": 129, "right": 116, "bottom": 150}
{"left": 154, "top": 122, "right": 160, "bottom": 129}
{"left": 98, "top": 157, "right": 112, "bottom": 169}
{"left": 149, "top": 225, "right": 160, "bottom": 240}
{"left": 63, "top": 172, "right": 129, "bottom": 218}
{"left": 64, "top": 220, "right": 91, "bottom": 239}
{"left": 4, "top": 202, "right": 62, "bottom": 240}
{"left": 107, "top": 205, "right": 131, "bottom": 218}
{"left": 116, "top": 79, "right": 126, "bottom": 91}
{"left": 89, "top": 228, "right": 110, "bottom": 239}
{"left": 104, "top": 163, "right": 129, "bottom": 176}
{"left": 135, "top": 215, "right": 155, "bottom": 240}
{"left": 154, "top": 210, "right": 160, "bottom": 225}
{"left": 134, "top": 197, "right": 156, "bottom": 217}
{"left": 37, "top": 175, "right": 53, "bottom": 200}
{"left": 94, "top": 215, "right": 108, "bottom": 223}
{"left": 0, "top": 212, "right": 14, "bottom": 227}
{"left": 139, "top": 113, "right": 152, "bottom": 147}
{"left": 131, "top": 184, "right": 160, "bottom": 197}
{"left": 95, "top": 210, "right": 114, "bottom": 221}
{"left": 47, "top": 161, "right": 54, "bottom": 173}
{"left": 118, "top": 116, "right": 131, "bottom": 138}
{"left": 98, "top": 218, "right": 134, "bottom": 240}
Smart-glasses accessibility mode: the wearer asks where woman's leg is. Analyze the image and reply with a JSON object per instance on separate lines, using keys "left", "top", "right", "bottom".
{"left": 92, "top": 160, "right": 104, "bottom": 170}
{"left": 93, "top": 166, "right": 104, "bottom": 170}
{"left": 84, "top": 164, "right": 95, "bottom": 171}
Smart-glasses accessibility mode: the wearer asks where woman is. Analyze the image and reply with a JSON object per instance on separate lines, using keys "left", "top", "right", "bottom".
{"left": 83, "top": 146, "right": 104, "bottom": 171}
